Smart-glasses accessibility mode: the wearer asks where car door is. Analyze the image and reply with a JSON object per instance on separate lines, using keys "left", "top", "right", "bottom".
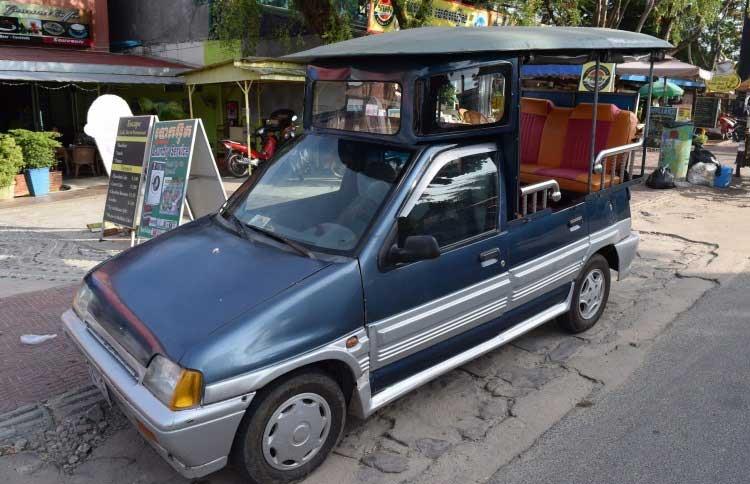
{"left": 504, "top": 199, "right": 589, "bottom": 317}
{"left": 364, "top": 144, "right": 511, "bottom": 392}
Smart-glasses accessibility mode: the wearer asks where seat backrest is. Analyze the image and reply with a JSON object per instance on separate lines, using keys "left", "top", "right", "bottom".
{"left": 560, "top": 103, "right": 620, "bottom": 171}
{"left": 520, "top": 98, "right": 552, "bottom": 165}
{"left": 537, "top": 106, "right": 573, "bottom": 167}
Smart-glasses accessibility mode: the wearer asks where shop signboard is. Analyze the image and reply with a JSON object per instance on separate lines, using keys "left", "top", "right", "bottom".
{"left": 693, "top": 96, "right": 721, "bottom": 128}
{"left": 675, "top": 104, "right": 693, "bottom": 122}
{"left": 578, "top": 62, "right": 616, "bottom": 93}
{"left": 368, "top": 0, "right": 490, "bottom": 34}
{"left": 138, "top": 119, "right": 226, "bottom": 240}
{"left": 102, "top": 116, "right": 156, "bottom": 230}
{"left": 647, "top": 106, "right": 678, "bottom": 146}
{"left": 0, "top": 1, "right": 92, "bottom": 47}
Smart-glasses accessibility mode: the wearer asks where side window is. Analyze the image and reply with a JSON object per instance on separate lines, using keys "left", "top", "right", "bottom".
{"left": 429, "top": 65, "right": 509, "bottom": 131}
{"left": 402, "top": 152, "right": 499, "bottom": 248}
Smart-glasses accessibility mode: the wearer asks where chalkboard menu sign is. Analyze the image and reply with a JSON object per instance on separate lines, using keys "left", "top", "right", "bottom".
{"left": 693, "top": 96, "right": 721, "bottom": 128}
{"left": 138, "top": 120, "right": 195, "bottom": 240}
{"left": 102, "top": 116, "right": 155, "bottom": 229}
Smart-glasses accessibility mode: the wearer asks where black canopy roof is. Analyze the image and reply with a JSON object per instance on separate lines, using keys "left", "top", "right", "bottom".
{"left": 285, "top": 27, "right": 672, "bottom": 63}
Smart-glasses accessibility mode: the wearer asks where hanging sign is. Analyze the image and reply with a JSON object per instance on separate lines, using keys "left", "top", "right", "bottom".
{"left": 0, "top": 1, "right": 92, "bottom": 47}
{"left": 367, "top": 0, "right": 490, "bottom": 34}
{"left": 138, "top": 119, "right": 226, "bottom": 240}
{"left": 102, "top": 116, "right": 156, "bottom": 230}
{"left": 579, "top": 62, "right": 616, "bottom": 93}
{"left": 707, "top": 61, "right": 740, "bottom": 94}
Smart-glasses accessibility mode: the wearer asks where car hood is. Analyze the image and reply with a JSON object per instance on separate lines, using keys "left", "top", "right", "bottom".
{"left": 86, "top": 216, "right": 331, "bottom": 365}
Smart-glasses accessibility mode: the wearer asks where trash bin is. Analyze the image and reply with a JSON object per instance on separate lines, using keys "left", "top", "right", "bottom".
{"left": 658, "top": 121, "right": 694, "bottom": 179}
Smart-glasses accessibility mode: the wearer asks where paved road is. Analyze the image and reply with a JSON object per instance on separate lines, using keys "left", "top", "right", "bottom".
{"left": 489, "top": 273, "right": 750, "bottom": 484}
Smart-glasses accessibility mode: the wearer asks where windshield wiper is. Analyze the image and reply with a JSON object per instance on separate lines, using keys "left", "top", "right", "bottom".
{"left": 224, "top": 212, "right": 253, "bottom": 241}
{"left": 244, "top": 224, "right": 315, "bottom": 259}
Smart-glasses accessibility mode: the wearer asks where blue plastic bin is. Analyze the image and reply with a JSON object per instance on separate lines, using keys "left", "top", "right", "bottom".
{"left": 714, "top": 165, "right": 733, "bottom": 188}
{"left": 25, "top": 167, "right": 50, "bottom": 197}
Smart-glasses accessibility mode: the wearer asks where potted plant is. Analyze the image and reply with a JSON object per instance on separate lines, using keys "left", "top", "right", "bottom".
{"left": 0, "top": 134, "right": 23, "bottom": 200}
{"left": 9, "top": 129, "right": 61, "bottom": 197}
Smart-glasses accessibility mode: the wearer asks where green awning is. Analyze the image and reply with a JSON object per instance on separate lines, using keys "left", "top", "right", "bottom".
{"left": 182, "top": 57, "right": 305, "bottom": 85}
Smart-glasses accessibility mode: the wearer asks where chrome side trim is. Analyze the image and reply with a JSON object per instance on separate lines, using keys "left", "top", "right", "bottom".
{"left": 203, "top": 328, "right": 369, "bottom": 404}
{"left": 358, "top": 283, "right": 574, "bottom": 417}
{"left": 377, "top": 296, "right": 508, "bottom": 364}
{"left": 512, "top": 262, "right": 582, "bottom": 301}
{"left": 369, "top": 272, "right": 511, "bottom": 370}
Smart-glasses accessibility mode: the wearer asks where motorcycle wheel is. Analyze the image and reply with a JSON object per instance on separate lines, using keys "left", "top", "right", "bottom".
{"left": 228, "top": 154, "right": 248, "bottom": 178}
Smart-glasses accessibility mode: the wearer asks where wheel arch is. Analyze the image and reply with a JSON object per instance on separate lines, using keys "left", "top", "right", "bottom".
{"left": 595, "top": 244, "right": 619, "bottom": 272}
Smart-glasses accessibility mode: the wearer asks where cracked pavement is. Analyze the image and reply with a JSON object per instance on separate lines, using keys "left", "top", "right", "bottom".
{"left": 1, "top": 175, "right": 749, "bottom": 484}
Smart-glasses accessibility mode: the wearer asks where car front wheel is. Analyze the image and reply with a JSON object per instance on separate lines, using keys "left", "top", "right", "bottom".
{"left": 232, "top": 370, "right": 346, "bottom": 484}
{"left": 559, "top": 253, "right": 611, "bottom": 333}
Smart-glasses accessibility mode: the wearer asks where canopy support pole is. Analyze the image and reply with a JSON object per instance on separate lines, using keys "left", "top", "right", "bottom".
{"left": 588, "top": 54, "right": 601, "bottom": 193}
{"left": 187, "top": 84, "right": 196, "bottom": 118}
{"left": 642, "top": 53, "right": 655, "bottom": 174}
{"left": 237, "top": 80, "right": 253, "bottom": 154}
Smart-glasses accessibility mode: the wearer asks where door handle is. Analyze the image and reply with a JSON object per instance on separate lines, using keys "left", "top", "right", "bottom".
{"left": 568, "top": 216, "right": 583, "bottom": 227}
{"left": 479, "top": 248, "right": 500, "bottom": 267}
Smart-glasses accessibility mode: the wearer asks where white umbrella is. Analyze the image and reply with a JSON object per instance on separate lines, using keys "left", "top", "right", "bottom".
{"left": 617, "top": 57, "right": 712, "bottom": 81}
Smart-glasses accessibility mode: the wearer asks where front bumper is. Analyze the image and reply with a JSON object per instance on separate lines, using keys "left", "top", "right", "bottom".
{"left": 614, "top": 231, "right": 639, "bottom": 280}
{"left": 61, "top": 309, "right": 254, "bottom": 479}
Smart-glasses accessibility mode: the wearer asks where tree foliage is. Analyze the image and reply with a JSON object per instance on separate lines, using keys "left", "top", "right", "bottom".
{"left": 209, "top": 0, "right": 746, "bottom": 70}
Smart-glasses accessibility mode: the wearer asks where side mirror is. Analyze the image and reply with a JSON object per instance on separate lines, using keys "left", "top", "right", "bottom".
{"left": 389, "top": 235, "right": 440, "bottom": 264}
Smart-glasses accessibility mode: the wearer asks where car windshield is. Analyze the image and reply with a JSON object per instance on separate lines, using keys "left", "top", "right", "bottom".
{"left": 224, "top": 134, "right": 412, "bottom": 253}
{"left": 312, "top": 81, "right": 402, "bottom": 135}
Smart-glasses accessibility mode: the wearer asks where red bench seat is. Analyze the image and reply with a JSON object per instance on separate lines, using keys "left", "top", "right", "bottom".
{"left": 519, "top": 98, "right": 637, "bottom": 193}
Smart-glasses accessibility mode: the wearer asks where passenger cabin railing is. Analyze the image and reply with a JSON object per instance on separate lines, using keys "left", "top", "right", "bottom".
{"left": 591, "top": 138, "right": 644, "bottom": 190}
{"left": 520, "top": 180, "right": 562, "bottom": 216}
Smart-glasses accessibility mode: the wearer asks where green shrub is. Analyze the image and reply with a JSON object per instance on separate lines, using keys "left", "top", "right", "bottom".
{"left": 8, "top": 129, "right": 61, "bottom": 169}
{"left": 0, "top": 134, "right": 23, "bottom": 188}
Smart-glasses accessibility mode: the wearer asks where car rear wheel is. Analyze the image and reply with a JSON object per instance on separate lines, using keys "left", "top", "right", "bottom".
{"left": 232, "top": 370, "right": 346, "bottom": 484}
{"left": 558, "top": 254, "right": 611, "bottom": 333}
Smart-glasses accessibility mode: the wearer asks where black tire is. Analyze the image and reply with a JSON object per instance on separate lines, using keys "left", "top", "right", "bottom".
{"left": 558, "top": 254, "right": 611, "bottom": 334}
{"left": 232, "top": 370, "right": 346, "bottom": 484}
{"left": 228, "top": 154, "right": 248, "bottom": 178}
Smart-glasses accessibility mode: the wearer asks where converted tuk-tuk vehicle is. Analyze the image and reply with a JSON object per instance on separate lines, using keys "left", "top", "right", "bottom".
{"left": 63, "top": 27, "right": 671, "bottom": 483}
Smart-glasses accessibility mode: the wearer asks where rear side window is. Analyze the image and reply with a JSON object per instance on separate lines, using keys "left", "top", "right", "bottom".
{"left": 424, "top": 64, "right": 510, "bottom": 133}
{"left": 401, "top": 151, "right": 499, "bottom": 248}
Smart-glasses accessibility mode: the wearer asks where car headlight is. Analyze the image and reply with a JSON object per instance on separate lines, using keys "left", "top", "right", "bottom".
{"left": 143, "top": 355, "right": 203, "bottom": 410}
{"left": 72, "top": 283, "right": 94, "bottom": 317}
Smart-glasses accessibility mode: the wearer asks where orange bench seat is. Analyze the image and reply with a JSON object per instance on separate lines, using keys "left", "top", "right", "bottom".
{"left": 519, "top": 98, "right": 637, "bottom": 193}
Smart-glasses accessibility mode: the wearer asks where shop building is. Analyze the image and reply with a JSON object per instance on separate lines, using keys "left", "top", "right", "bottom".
{"left": 0, "top": 0, "right": 188, "bottom": 185}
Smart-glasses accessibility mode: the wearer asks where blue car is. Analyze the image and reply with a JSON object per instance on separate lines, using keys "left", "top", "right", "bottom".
{"left": 63, "top": 27, "right": 670, "bottom": 484}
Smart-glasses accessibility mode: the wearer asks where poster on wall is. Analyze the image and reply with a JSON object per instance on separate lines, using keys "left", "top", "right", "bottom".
{"left": 578, "top": 62, "right": 616, "bottom": 93}
{"left": 367, "top": 0, "right": 490, "bottom": 34}
{"left": 0, "top": 1, "right": 92, "bottom": 47}
{"left": 138, "top": 119, "right": 226, "bottom": 241}
{"left": 102, "top": 116, "right": 156, "bottom": 230}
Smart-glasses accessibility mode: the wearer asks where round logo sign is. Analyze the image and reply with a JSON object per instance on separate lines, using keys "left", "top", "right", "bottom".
{"left": 581, "top": 64, "right": 613, "bottom": 92}
{"left": 373, "top": 0, "right": 395, "bottom": 27}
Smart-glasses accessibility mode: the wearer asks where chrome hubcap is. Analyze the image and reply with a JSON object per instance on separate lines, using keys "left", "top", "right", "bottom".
{"left": 579, "top": 269, "right": 605, "bottom": 320}
{"left": 262, "top": 393, "right": 331, "bottom": 471}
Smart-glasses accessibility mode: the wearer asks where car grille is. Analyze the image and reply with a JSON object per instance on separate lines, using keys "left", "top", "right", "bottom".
{"left": 86, "top": 322, "right": 138, "bottom": 380}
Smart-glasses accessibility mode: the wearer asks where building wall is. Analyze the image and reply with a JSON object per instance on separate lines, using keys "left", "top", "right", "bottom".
{"left": 108, "top": 0, "right": 210, "bottom": 47}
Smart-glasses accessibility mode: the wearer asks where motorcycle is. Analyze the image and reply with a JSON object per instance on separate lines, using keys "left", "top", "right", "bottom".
{"left": 222, "top": 110, "right": 298, "bottom": 178}
{"left": 718, "top": 113, "right": 737, "bottom": 140}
